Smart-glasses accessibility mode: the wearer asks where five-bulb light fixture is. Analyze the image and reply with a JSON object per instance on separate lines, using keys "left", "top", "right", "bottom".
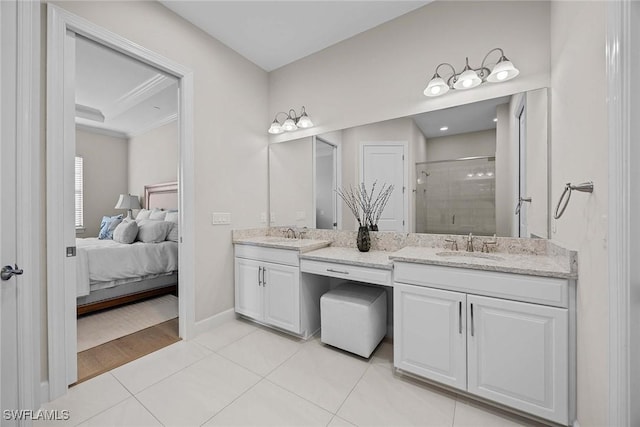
{"left": 424, "top": 48, "right": 519, "bottom": 97}
{"left": 268, "top": 106, "right": 314, "bottom": 134}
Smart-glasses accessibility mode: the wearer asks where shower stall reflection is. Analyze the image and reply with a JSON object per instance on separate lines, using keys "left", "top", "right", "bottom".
{"left": 415, "top": 156, "right": 496, "bottom": 236}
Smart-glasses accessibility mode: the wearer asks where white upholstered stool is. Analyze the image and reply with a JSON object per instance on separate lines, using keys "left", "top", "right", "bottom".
{"left": 320, "top": 282, "right": 387, "bottom": 358}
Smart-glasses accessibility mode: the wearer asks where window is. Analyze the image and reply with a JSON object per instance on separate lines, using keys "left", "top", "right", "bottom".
{"left": 75, "top": 156, "right": 84, "bottom": 229}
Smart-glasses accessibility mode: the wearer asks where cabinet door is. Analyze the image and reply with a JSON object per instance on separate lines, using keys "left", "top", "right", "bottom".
{"left": 467, "top": 295, "right": 568, "bottom": 425}
{"left": 263, "top": 263, "right": 300, "bottom": 334}
{"left": 234, "top": 258, "right": 263, "bottom": 321}
{"left": 394, "top": 283, "right": 467, "bottom": 390}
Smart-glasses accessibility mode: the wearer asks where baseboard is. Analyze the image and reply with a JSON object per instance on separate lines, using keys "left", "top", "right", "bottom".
{"left": 194, "top": 308, "right": 236, "bottom": 335}
{"left": 40, "top": 381, "right": 49, "bottom": 405}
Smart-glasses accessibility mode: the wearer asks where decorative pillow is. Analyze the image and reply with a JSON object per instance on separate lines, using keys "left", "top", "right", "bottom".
{"left": 165, "top": 211, "right": 178, "bottom": 224}
{"left": 166, "top": 222, "right": 179, "bottom": 242}
{"left": 135, "top": 209, "right": 151, "bottom": 220}
{"left": 113, "top": 220, "right": 138, "bottom": 244}
{"left": 149, "top": 208, "right": 167, "bottom": 221}
{"left": 98, "top": 214, "right": 123, "bottom": 240}
{"left": 136, "top": 220, "right": 172, "bottom": 243}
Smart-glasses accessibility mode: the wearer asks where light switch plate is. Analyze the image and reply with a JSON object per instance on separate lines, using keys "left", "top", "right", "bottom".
{"left": 212, "top": 212, "right": 231, "bottom": 225}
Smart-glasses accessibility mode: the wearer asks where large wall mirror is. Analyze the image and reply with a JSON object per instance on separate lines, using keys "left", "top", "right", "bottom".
{"left": 269, "top": 88, "right": 549, "bottom": 238}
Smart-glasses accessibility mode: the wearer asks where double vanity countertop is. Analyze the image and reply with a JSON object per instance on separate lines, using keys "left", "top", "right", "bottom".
{"left": 232, "top": 231, "right": 577, "bottom": 280}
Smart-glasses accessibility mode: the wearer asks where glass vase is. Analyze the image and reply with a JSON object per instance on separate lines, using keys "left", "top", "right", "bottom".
{"left": 357, "top": 226, "right": 371, "bottom": 252}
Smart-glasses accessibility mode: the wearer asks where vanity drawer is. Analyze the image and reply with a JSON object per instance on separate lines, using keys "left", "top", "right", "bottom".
{"left": 394, "top": 262, "right": 569, "bottom": 308}
{"left": 235, "top": 244, "right": 299, "bottom": 267}
{"left": 300, "top": 259, "right": 392, "bottom": 287}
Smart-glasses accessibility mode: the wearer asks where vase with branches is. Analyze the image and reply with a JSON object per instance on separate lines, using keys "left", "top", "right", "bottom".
{"left": 336, "top": 181, "right": 394, "bottom": 251}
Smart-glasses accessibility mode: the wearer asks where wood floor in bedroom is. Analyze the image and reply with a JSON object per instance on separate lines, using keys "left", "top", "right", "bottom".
{"left": 76, "top": 318, "right": 180, "bottom": 385}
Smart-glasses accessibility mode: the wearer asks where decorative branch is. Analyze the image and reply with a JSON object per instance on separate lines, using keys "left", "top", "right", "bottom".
{"left": 336, "top": 181, "right": 394, "bottom": 229}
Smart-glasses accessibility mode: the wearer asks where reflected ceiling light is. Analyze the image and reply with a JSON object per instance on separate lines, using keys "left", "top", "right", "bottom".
{"left": 268, "top": 106, "right": 314, "bottom": 134}
{"left": 423, "top": 48, "right": 519, "bottom": 97}
{"left": 493, "top": 117, "right": 498, "bottom": 123}
{"left": 440, "top": 126, "right": 449, "bottom": 131}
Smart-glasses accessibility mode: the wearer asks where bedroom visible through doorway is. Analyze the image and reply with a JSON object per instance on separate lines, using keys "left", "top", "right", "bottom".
{"left": 72, "top": 35, "right": 181, "bottom": 384}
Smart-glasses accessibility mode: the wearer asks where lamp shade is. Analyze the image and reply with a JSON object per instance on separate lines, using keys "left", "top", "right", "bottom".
{"left": 296, "top": 112, "right": 313, "bottom": 129}
{"left": 487, "top": 58, "right": 519, "bottom": 83}
{"left": 268, "top": 120, "right": 284, "bottom": 134}
{"left": 282, "top": 117, "right": 298, "bottom": 132}
{"left": 424, "top": 76, "right": 449, "bottom": 97}
{"left": 453, "top": 69, "right": 481, "bottom": 90}
{"left": 115, "top": 194, "right": 141, "bottom": 210}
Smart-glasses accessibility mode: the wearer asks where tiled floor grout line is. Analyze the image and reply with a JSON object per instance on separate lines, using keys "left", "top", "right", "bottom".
{"left": 130, "top": 393, "right": 167, "bottom": 427}
{"left": 195, "top": 324, "right": 259, "bottom": 353}
{"left": 65, "top": 374, "right": 133, "bottom": 427}
{"left": 331, "top": 358, "right": 373, "bottom": 422}
{"left": 198, "top": 376, "right": 268, "bottom": 427}
{"left": 451, "top": 399, "right": 458, "bottom": 427}
{"left": 262, "top": 377, "right": 337, "bottom": 419}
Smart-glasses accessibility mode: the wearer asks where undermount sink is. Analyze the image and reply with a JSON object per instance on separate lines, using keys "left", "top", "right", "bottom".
{"left": 435, "top": 251, "right": 505, "bottom": 261}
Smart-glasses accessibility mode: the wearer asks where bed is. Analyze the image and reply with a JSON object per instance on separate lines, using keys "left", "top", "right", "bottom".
{"left": 76, "top": 182, "right": 179, "bottom": 315}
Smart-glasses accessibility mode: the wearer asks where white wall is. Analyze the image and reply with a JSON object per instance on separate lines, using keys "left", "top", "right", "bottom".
{"left": 425, "top": 129, "right": 496, "bottom": 162}
{"left": 550, "top": 2, "right": 608, "bottom": 425}
{"left": 269, "top": 1, "right": 550, "bottom": 144}
{"left": 75, "top": 129, "right": 128, "bottom": 237}
{"left": 128, "top": 120, "right": 179, "bottom": 204}
{"left": 45, "top": 0, "right": 269, "bottom": 379}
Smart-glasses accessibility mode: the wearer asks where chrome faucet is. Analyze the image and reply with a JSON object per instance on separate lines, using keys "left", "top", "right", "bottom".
{"left": 481, "top": 234, "right": 498, "bottom": 253}
{"left": 285, "top": 227, "right": 296, "bottom": 239}
{"left": 444, "top": 237, "right": 458, "bottom": 251}
{"left": 466, "top": 233, "right": 475, "bottom": 252}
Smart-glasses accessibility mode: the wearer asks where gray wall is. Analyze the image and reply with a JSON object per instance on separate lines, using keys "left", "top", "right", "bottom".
{"left": 75, "top": 129, "right": 128, "bottom": 237}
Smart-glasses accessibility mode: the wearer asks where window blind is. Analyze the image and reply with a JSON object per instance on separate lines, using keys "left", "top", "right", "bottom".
{"left": 75, "top": 156, "right": 84, "bottom": 228}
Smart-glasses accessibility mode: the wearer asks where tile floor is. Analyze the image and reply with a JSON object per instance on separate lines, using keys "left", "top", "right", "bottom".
{"left": 38, "top": 318, "right": 545, "bottom": 427}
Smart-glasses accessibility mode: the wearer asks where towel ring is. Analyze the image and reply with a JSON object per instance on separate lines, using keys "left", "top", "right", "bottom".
{"left": 553, "top": 181, "right": 594, "bottom": 219}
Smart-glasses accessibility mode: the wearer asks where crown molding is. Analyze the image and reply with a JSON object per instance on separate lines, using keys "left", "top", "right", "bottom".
{"left": 104, "top": 73, "right": 175, "bottom": 120}
{"left": 75, "top": 122, "right": 128, "bottom": 139}
{"left": 127, "top": 112, "right": 178, "bottom": 138}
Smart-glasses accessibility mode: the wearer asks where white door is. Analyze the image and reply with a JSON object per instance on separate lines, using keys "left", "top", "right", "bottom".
{"left": 234, "top": 258, "right": 263, "bottom": 321}
{"left": 263, "top": 263, "right": 300, "bottom": 334}
{"left": 1, "top": 0, "right": 20, "bottom": 417}
{"left": 517, "top": 103, "right": 529, "bottom": 237}
{"left": 467, "top": 295, "right": 568, "bottom": 424}
{"left": 393, "top": 284, "right": 467, "bottom": 391}
{"left": 361, "top": 143, "right": 407, "bottom": 231}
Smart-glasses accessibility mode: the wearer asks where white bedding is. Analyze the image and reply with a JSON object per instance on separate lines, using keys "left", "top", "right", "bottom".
{"left": 76, "top": 238, "right": 178, "bottom": 297}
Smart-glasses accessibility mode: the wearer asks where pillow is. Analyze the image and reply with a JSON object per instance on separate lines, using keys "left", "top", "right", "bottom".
{"left": 166, "top": 222, "right": 179, "bottom": 242}
{"left": 98, "top": 214, "right": 123, "bottom": 240}
{"left": 135, "top": 209, "right": 151, "bottom": 220}
{"left": 165, "top": 211, "right": 178, "bottom": 224}
{"left": 113, "top": 220, "right": 138, "bottom": 244}
{"left": 149, "top": 208, "right": 167, "bottom": 221}
{"left": 136, "top": 220, "right": 172, "bottom": 243}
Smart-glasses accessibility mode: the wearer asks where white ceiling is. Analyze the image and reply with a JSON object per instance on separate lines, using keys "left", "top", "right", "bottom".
{"left": 160, "top": 1, "right": 431, "bottom": 71}
{"left": 412, "top": 96, "right": 511, "bottom": 139}
{"left": 75, "top": 35, "right": 178, "bottom": 137}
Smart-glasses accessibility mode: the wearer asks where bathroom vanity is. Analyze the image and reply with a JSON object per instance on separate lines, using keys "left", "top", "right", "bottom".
{"left": 232, "top": 230, "right": 576, "bottom": 426}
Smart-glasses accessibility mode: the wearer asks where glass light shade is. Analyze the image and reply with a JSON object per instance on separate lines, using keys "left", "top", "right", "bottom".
{"left": 453, "top": 69, "right": 481, "bottom": 90}
{"left": 487, "top": 59, "right": 519, "bottom": 83}
{"left": 268, "top": 120, "right": 284, "bottom": 134}
{"left": 296, "top": 113, "right": 313, "bottom": 129}
{"left": 282, "top": 117, "right": 297, "bottom": 132}
{"left": 424, "top": 76, "right": 449, "bottom": 97}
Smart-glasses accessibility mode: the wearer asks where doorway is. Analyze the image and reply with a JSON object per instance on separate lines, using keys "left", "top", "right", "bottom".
{"left": 314, "top": 137, "right": 339, "bottom": 229}
{"left": 46, "top": 5, "right": 195, "bottom": 400}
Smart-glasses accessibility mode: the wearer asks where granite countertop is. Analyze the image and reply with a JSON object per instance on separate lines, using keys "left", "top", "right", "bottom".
{"left": 299, "top": 247, "right": 393, "bottom": 270}
{"left": 390, "top": 246, "right": 576, "bottom": 279}
{"left": 233, "top": 236, "right": 331, "bottom": 253}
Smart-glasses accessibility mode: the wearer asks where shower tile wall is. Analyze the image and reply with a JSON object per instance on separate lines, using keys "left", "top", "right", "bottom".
{"left": 416, "top": 158, "right": 495, "bottom": 236}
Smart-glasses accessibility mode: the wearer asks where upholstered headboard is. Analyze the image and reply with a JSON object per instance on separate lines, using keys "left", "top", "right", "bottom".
{"left": 144, "top": 182, "right": 178, "bottom": 210}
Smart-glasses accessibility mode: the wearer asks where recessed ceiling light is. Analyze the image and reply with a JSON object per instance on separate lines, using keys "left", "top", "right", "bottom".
{"left": 440, "top": 126, "right": 448, "bottom": 131}
{"left": 493, "top": 117, "right": 498, "bottom": 122}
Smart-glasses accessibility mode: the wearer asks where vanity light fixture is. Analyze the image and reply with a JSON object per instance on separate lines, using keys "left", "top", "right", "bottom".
{"left": 423, "top": 48, "right": 520, "bottom": 97}
{"left": 268, "top": 106, "right": 314, "bottom": 134}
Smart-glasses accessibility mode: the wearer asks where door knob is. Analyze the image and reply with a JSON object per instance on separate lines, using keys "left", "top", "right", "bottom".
{"left": 1, "top": 264, "right": 24, "bottom": 281}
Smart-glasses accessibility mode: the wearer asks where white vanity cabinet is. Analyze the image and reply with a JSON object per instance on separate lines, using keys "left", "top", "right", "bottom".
{"left": 234, "top": 244, "right": 328, "bottom": 338}
{"left": 393, "top": 262, "right": 573, "bottom": 425}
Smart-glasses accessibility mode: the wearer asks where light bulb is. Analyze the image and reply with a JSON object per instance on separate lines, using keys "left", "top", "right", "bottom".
{"left": 496, "top": 70, "right": 509, "bottom": 81}
{"left": 487, "top": 58, "right": 520, "bottom": 83}
{"left": 296, "top": 113, "right": 313, "bottom": 129}
{"left": 453, "top": 69, "right": 481, "bottom": 90}
{"left": 424, "top": 76, "right": 449, "bottom": 97}
{"left": 282, "top": 117, "right": 297, "bottom": 132}
{"left": 268, "top": 120, "right": 283, "bottom": 134}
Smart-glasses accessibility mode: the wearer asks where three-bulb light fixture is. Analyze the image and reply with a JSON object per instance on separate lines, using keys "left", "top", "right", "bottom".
{"left": 268, "top": 106, "right": 314, "bottom": 134}
{"left": 424, "top": 48, "right": 519, "bottom": 97}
